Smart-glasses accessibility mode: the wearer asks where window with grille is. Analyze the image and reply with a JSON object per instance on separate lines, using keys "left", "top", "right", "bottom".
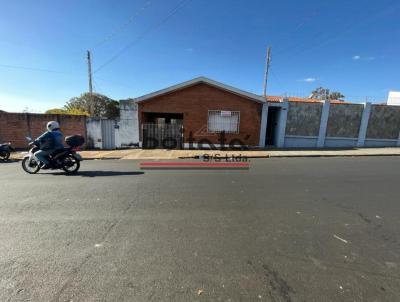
{"left": 207, "top": 110, "right": 240, "bottom": 134}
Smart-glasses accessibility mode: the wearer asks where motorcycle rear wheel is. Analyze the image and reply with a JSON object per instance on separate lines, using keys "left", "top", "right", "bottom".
{"left": 22, "top": 157, "right": 40, "bottom": 174}
{"left": 62, "top": 155, "right": 80, "bottom": 174}
{"left": 0, "top": 150, "right": 10, "bottom": 161}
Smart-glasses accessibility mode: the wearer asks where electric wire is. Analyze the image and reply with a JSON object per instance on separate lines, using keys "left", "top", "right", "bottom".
{"left": 94, "top": 0, "right": 192, "bottom": 73}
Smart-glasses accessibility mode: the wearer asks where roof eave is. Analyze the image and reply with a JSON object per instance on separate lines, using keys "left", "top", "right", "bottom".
{"left": 133, "top": 77, "right": 266, "bottom": 104}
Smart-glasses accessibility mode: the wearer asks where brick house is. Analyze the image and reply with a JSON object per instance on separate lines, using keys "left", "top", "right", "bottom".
{"left": 135, "top": 77, "right": 266, "bottom": 148}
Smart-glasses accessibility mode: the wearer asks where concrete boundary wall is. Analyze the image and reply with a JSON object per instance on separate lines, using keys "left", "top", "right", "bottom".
{"left": 325, "top": 138, "right": 358, "bottom": 148}
{"left": 285, "top": 102, "right": 323, "bottom": 137}
{"left": 327, "top": 103, "right": 363, "bottom": 138}
{"left": 364, "top": 139, "right": 397, "bottom": 147}
{"left": 0, "top": 112, "right": 86, "bottom": 149}
{"left": 366, "top": 105, "right": 400, "bottom": 139}
{"left": 260, "top": 101, "right": 400, "bottom": 149}
{"left": 86, "top": 101, "right": 140, "bottom": 149}
{"left": 284, "top": 136, "right": 318, "bottom": 148}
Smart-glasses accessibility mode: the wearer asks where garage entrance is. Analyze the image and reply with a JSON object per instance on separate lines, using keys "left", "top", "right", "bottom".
{"left": 142, "top": 113, "right": 183, "bottom": 149}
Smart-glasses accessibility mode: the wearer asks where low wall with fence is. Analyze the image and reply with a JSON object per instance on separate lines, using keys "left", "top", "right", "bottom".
{"left": 0, "top": 112, "right": 87, "bottom": 149}
{"left": 278, "top": 101, "right": 400, "bottom": 148}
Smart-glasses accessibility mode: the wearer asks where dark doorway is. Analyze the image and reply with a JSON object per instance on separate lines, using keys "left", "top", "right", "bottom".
{"left": 265, "top": 107, "right": 280, "bottom": 147}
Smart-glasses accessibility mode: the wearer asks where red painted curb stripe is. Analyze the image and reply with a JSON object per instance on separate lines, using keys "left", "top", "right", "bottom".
{"left": 140, "top": 162, "right": 249, "bottom": 167}
{"left": 140, "top": 167, "right": 249, "bottom": 169}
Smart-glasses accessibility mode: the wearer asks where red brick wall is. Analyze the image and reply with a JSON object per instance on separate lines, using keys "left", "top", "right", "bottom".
{"left": 0, "top": 112, "right": 86, "bottom": 149}
{"left": 138, "top": 83, "right": 262, "bottom": 146}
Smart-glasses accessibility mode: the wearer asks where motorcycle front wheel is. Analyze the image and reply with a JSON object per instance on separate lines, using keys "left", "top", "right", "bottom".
{"left": 22, "top": 157, "right": 40, "bottom": 174}
{"left": 62, "top": 155, "right": 80, "bottom": 174}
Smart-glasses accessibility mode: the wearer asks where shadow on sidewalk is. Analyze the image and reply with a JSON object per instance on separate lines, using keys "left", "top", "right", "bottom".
{"left": 49, "top": 171, "right": 145, "bottom": 177}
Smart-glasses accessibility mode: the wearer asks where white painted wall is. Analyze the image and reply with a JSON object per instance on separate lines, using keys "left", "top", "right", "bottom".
{"left": 86, "top": 118, "right": 103, "bottom": 149}
{"left": 116, "top": 100, "right": 140, "bottom": 148}
{"left": 86, "top": 100, "right": 140, "bottom": 149}
{"left": 387, "top": 91, "right": 400, "bottom": 106}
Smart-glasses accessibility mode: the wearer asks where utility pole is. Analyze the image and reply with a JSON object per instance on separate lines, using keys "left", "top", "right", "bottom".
{"left": 263, "top": 46, "right": 271, "bottom": 98}
{"left": 87, "top": 50, "right": 93, "bottom": 115}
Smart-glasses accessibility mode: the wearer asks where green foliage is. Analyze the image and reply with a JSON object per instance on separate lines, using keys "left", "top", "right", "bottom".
{"left": 64, "top": 93, "right": 120, "bottom": 119}
{"left": 310, "top": 87, "right": 345, "bottom": 101}
{"left": 104, "top": 100, "right": 120, "bottom": 119}
{"left": 45, "top": 108, "right": 89, "bottom": 115}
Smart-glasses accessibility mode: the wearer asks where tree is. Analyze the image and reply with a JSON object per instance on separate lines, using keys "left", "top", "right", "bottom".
{"left": 310, "top": 87, "right": 345, "bottom": 101}
{"left": 104, "top": 100, "right": 120, "bottom": 119}
{"left": 45, "top": 108, "right": 89, "bottom": 115}
{"left": 64, "top": 93, "right": 120, "bottom": 119}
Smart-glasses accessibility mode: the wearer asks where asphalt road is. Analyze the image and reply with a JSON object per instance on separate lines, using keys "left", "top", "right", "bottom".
{"left": 1, "top": 157, "right": 400, "bottom": 302}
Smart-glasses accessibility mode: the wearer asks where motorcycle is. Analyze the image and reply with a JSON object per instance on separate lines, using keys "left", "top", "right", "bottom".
{"left": 0, "top": 142, "right": 15, "bottom": 161}
{"left": 21, "top": 136, "right": 83, "bottom": 174}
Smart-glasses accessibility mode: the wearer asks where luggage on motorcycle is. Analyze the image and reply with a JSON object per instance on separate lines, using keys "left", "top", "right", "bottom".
{"left": 65, "top": 135, "right": 85, "bottom": 147}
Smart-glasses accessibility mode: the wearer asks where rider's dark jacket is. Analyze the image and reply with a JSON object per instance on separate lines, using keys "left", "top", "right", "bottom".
{"left": 34, "top": 130, "right": 64, "bottom": 151}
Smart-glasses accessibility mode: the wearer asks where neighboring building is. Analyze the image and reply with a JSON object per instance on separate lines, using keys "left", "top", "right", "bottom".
{"left": 387, "top": 91, "right": 400, "bottom": 106}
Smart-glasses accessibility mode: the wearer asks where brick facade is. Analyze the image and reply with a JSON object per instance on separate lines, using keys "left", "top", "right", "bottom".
{"left": 0, "top": 112, "right": 87, "bottom": 149}
{"left": 138, "top": 83, "right": 262, "bottom": 147}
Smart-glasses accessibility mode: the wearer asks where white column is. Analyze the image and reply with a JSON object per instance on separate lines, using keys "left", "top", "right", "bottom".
{"left": 357, "top": 102, "right": 372, "bottom": 147}
{"left": 317, "top": 100, "right": 330, "bottom": 148}
{"left": 397, "top": 130, "right": 400, "bottom": 147}
{"left": 277, "top": 100, "right": 288, "bottom": 148}
{"left": 258, "top": 103, "right": 268, "bottom": 147}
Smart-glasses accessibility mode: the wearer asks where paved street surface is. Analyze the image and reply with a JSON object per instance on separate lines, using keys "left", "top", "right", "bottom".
{"left": 1, "top": 157, "right": 400, "bottom": 301}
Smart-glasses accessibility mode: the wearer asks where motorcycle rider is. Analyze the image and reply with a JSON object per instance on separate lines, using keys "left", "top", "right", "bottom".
{"left": 33, "top": 121, "right": 64, "bottom": 168}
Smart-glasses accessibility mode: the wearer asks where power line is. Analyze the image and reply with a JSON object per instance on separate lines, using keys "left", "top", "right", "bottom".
{"left": 94, "top": 0, "right": 193, "bottom": 73}
{"left": 92, "top": 0, "right": 153, "bottom": 50}
{"left": 0, "top": 63, "right": 73, "bottom": 74}
{"left": 95, "top": 76, "right": 135, "bottom": 91}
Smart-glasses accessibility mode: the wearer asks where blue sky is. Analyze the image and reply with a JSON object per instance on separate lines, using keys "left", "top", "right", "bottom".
{"left": 0, "top": 0, "right": 399, "bottom": 112}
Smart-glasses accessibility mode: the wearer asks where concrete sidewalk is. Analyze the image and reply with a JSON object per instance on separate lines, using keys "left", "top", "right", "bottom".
{"left": 9, "top": 147, "right": 400, "bottom": 160}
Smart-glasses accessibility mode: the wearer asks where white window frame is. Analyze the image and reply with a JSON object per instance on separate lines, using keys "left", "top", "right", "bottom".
{"left": 207, "top": 110, "right": 240, "bottom": 134}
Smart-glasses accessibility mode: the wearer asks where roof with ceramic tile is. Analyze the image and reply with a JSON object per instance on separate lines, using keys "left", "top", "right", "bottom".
{"left": 266, "top": 96, "right": 350, "bottom": 104}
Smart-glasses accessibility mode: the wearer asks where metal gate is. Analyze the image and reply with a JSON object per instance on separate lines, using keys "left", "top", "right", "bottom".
{"left": 101, "top": 119, "right": 115, "bottom": 149}
{"left": 142, "top": 123, "right": 183, "bottom": 149}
